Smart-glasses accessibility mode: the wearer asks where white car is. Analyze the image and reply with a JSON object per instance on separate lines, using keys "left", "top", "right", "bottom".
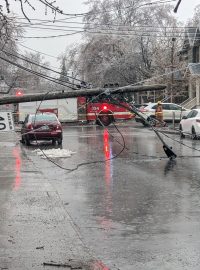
{"left": 179, "top": 109, "right": 200, "bottom": 139}
{"left": 135, "top": 102, "right": 189, "bottom": 126}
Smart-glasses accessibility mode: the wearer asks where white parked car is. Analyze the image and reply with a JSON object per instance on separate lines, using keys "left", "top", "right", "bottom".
{"left": 135, "top": 102, "right": 189, "bottom": 126}
{"left": 179, "top": 109, "right": 200, "bottom": 139}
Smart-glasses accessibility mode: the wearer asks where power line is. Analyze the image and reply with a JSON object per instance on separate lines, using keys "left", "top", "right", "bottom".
{"left": 2, "top": 49, "right": 85, "bottom": 84}
{"left": 19, "top": 29, "right": 185, "bottom": 39}
{"left": 0, "top": 53, "right": 77, "bottom": 90}
{"left": 22, "top": 30, "right": 84, "bottom": 39}
{"left": 19, "top": 43, "right": 58, "bottom": 59}
{"left": 16, "top": 24, "right": 188, "bottom": 35}
{"left": 34, "top": 121, "right": 127, "bottom": 173}
{"left": 9, "top": 0, "right": 176, "bottom": 22}
{"left": 12, "top": 23, "right": 189, "bottom": 39}
{"left": 13, "top": 18, "right": 187, "bottom": 30}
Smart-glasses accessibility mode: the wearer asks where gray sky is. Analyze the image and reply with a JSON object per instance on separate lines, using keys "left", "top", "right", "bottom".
{"left": 11, "top": 0, "right": 88, "bottom": 69}
{"left": 174, "top": 0, "right": 200, "bottom": 22}
{"left": 9, "top": 0, "right": 200, "bottom": 69}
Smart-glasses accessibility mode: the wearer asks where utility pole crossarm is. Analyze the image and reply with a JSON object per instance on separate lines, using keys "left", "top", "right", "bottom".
{"left": 0, "top": 84, "right": 166, "bottom": 105}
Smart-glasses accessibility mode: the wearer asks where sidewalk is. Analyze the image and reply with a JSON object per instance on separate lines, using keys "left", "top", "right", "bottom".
{"left": 0, "top": 131, "right": 108, "bottom": 270}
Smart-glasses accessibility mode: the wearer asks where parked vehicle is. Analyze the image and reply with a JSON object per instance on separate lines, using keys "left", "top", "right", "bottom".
{"left": 18, "top": 98, "right": 78, "bottom": 123}
{"left": 21, "top": 112, "right": 63, "bottom": 145}
{"left": 179, "top": 109, "right": 200, "bottom": 139}
{"left": 135, "top": 102, "right": 189, "bottom": 126}
{"left": 17, "top": 95, "right": 134, "bottom": 127}
{"left": 84, "top": 93, "right": 134, "bottom": 126}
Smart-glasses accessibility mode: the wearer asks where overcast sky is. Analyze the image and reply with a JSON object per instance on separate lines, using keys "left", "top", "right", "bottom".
{"left": 9, "top": 0, "right": 200, "bottom": 69}
{"left": 174, "top": 0, "right": 200, "bottom": 22}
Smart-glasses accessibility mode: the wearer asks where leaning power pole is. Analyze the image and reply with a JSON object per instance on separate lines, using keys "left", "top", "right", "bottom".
{"left": 0, "top": 84, "right": 166, "bottom": 105}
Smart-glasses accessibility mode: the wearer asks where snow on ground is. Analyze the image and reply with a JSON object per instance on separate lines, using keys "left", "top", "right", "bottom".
{"left": 33, "top": 148, "right": 76, "bottom": 158}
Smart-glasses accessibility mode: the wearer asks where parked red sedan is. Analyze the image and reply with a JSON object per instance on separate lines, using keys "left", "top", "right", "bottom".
{"left": 21, "top": 113, "right": 63, "bottom": 145}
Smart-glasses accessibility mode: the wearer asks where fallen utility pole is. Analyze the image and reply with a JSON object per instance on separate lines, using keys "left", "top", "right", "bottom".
{"left": 0, "top": 84, "right": 166, "bottom": 105}
{"left": 108, "top": 97, "right": 177, "bottom": 160}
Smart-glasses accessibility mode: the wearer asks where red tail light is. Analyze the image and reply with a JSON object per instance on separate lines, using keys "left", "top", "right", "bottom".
{"left": 27, "top": 124, "right": 33, "bottom": 129}
{"left": 196, "top": 119, "right": 200, "bottom": 123}
{"left": 103, "top": 105, "right": 108, "bottom": 110}
{"left": 56, "top": 124, "right": 62, "bottom": 130}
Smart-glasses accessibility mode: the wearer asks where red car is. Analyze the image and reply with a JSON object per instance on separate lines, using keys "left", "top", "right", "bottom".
{"left": 21, "top": 113, "right": 63, "bottom": 145}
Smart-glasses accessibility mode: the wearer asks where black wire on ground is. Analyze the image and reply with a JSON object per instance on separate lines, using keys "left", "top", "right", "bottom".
{"left": 94, "top": 111, "right": 129, "bottom": 151}
{"left": 32, "top": 122, "right": 126, "bottom": 173}
{"left": 157, "top": 129, "right": 200, "bottom": 153}
{"left": 107, "top": 97, "right": 177, "bottom": 159}
{"left": 111, "top": 99, "right": 200, "bottom": 159}
{"left": 24, "top": 89, "right": 127, "bottom": 173}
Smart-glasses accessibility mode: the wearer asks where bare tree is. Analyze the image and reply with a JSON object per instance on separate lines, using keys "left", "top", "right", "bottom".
{"left": 65, "top": 0, "right": 182, "bottom": 89}
{"left": 0, "top": 9, "right": 23, "bottom": 94}
{"left": 13, "top": 51, "right": 51, "bottom": 94}
{"left": 187, "top": 4, "right": 200, "bottom": 26}
{"left": 1, "top": 0, "right": 66, "bottom": 21}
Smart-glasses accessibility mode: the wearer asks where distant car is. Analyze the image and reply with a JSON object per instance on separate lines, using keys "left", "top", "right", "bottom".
{"left": 135, "top": 102, "right": 189, "bottom": 126}
{"left": 179, "top": 109, "right": 200, "bottom": 139}
{"left": 21, "top": 113, "right": 63, "bottom": 145}
{"left": 133, "top": 103, "right": 149, "bottom": 109}
{"left": 134, "top": 104, "right": 149, "bottom": 121}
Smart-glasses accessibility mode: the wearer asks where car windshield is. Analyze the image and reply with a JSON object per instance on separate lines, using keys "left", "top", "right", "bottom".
{"left": 31, "top": 114, "right": 57, "bottom": 122}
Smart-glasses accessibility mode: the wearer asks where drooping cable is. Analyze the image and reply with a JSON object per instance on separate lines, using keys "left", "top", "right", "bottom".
{"left": 0, "top": 53, "right": 77, "bottom": 90}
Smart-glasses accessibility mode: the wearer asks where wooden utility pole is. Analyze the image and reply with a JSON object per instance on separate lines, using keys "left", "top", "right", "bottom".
{"left": 0, "top": 84, "right": 166, "bottom": 105}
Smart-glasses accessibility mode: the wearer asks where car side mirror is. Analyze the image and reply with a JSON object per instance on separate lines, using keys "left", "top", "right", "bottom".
{"left": 182, "top": 116, "right": 187, "bottom": 120}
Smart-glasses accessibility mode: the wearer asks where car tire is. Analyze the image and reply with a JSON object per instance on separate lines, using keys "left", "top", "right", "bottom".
{"left": 96, "top": 113, "right": 113, "bottom": 126}
{"left": 179, "top": 125, "right": 185, "bottom": 139}
{"left": 191, "top": 127, "right": 197, "bottom": 140}
{"left": 21, "top": 135, "right": 25, "bottom": 144}
{"left": 148, "top": 115, "right": 156, "bottom": 126}
{"left": 142, "top": 120, "right": 149, "bottom": 127}
{"left": 52, "top": 139, "right": 56, "bottom": 145}
{"left": 25, "top": 136, "right": 31, "bottom": 146}
{"left": 57, "top": 138, "right": 62, "bottom": 145}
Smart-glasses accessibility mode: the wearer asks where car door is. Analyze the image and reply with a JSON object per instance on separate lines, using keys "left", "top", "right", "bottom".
{"left": 168, "top": 103, "right": 183, "bottom": 121}
{"left": 187, "top": 110, "right": 199, "bottom": 133}
{"left": 181, "top": 110, "right": 196, "bottom": 133}
{"left": 162, "top": 104, "right": 171, "bottom": 120}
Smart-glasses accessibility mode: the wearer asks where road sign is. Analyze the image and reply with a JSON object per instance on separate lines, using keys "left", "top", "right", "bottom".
{"left": 0, "top": 112, "right": 14, "bottom": 131}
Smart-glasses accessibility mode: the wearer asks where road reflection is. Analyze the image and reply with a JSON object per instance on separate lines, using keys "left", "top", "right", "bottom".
{"left": 98, "top": 129, "right": 113, "bottom": 230}
{"left": 164, "top": 159, "right": 177, "bottom": 176}
{"left": 90, "top": 260, "right": 110, "bottom": 270}
{"left": 103, "top": 129, "right": 113, "bottom": 184}
{"left": 12, "top": 147, "right": 21, "bottom": 190}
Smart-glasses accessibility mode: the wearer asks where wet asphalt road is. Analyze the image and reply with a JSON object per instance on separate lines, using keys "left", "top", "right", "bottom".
{"left": 17, "top": 122, "right": 200, "bottom": 269}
